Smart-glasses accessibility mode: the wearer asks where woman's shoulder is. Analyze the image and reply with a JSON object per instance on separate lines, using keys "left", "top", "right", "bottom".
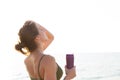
{"left": 42, "top": 54, "right": 56, "bottom": 65}
{"left": 42, "top": 54, "right": 57, "bottom": 72}
{"left": 43, "top": 54, "right": 55, "bottom": 61}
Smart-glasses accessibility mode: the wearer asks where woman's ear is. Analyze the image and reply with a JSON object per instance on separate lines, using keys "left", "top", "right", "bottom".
{"left": 34, "top": 35, "right": 41, "bottom": 42}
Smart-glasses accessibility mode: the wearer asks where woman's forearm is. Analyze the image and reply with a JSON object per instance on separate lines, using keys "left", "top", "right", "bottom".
{"left": 64, "top": 76, "right": 71, "bottom": 80}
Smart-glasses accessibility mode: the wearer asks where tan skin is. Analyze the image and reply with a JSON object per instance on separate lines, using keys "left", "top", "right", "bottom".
{"left": 24, "top": 22, "right": 76, "bottom": 80}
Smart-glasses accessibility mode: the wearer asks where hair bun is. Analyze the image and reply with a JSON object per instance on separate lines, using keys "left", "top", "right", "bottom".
{"left": 15, "top": 42, "right": 25, "bottom": 51}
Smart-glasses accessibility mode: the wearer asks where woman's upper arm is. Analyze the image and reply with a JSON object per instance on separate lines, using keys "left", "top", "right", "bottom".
{"left": 40, "top": 25, "right": 54, "bottom": 51}
{"left": 43, "top": 55, "right": 57, "bottom": 80}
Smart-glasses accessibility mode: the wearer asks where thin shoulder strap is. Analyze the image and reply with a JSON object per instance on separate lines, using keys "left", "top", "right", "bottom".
{"left": 38, "top": 55, "right": 45, "bottom": 79}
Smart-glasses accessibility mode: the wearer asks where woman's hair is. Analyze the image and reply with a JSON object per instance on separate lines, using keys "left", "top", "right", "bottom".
{"left": 15, "top": 20, "right": 39, "bottom": 55}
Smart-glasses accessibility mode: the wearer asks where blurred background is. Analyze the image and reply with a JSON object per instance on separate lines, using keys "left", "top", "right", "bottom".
{"left": 0, "top": 0, "right": 120, "bottom": 80}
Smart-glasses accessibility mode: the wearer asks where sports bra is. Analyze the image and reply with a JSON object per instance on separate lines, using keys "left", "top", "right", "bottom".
{"left": 30, "top": 55, "right": 63, "bottom": 80}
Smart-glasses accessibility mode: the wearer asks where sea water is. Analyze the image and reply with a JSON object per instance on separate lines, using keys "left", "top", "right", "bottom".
{"left": 76, "top": 53, "right": 120, "bottom": 80}
{"left": 1, "top": 53, "right": 120, "bottom": 80}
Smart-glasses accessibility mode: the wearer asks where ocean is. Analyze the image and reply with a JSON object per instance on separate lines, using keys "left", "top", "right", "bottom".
{"left": 75, "top": 53, "right": 120, "bottom": 80}
{"left": 1, "top": 53, "right": 120, "bottom": 80}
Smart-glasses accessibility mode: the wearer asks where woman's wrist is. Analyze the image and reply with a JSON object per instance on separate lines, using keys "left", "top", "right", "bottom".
{"left": 64, "top": 76, "right": 71, "bottom": 80}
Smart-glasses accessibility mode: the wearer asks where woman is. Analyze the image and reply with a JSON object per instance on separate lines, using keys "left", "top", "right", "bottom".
{"left": 15, "top": 20, "right": 76, "bottom": 80}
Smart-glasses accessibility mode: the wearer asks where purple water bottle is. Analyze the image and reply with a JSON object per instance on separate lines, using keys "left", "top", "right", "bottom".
{"left": 66, "top": 54, "right": 74, "bottom": 69}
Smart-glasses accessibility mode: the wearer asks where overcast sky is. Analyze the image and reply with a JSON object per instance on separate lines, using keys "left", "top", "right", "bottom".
{"left": 0, "top": 0, "right": 120, "bottom": 55}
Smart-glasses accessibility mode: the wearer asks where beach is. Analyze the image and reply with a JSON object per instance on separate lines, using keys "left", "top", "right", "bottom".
{"left": 1, "top": 52, "right": 120, "bottom": 80}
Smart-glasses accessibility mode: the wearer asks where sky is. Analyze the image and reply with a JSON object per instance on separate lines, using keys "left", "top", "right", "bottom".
{"left": 0, "top": 0, "right": 120, "bottom": 54}
{"left": 0, "top": 0, "right": 120, "bottom": 79}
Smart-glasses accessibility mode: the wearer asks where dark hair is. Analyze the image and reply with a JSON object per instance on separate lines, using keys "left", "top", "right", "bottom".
{"left": 15, "top": 20, "right": 39, "bottom": 55}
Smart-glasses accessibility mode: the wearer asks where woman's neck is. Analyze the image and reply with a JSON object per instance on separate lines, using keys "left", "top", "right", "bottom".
{"left": 30, "top": 48, "right": 43, "bottom": 56}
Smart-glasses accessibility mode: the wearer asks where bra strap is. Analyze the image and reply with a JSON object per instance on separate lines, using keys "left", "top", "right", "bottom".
{"left": 38, "top": 55, "right": 45, "bottom": 80}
